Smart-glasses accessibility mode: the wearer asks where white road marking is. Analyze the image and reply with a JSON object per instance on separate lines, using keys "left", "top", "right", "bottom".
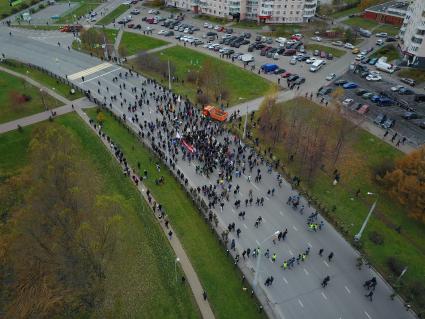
{"left": 321, "top": 292, "right": 328, "bottom": 300}
{"left": 345, "top": 286, "right": 351, "bottom": 294}
{"left": 243, "top": 223, "right": 248, "bottom": 229}
{"left": 265, "top": 196, "right": 270, "bottom": 200}
{"left": 289, "top": 249, "right": 294, "bottom": 256}
{"left": 307, "top": 242, "right": 312, "bottom": 248}
{"left": 279, "top": 211, "right": 284, "bottom": 216}
{"left": 323, "top": 260, "right": 330, "bottom": 267}
{"left": 68, "top": 62, "right": 112, "bottom": 80}
{"left": 292, "top": 225, "right": 298, "bottom": 231}
{"left": 303, "top": 268, "right": 309, "bottom": 275}
{"left": 256, "top": 240, "right": 260, "bottom": 246}
{"left": 282, "top": 276, "right": 288, "bottom": 284}
{"left": 78, "top": 67, "right": 121, "bottom": 83}
{"left": 231, "top": 209, "right": 236, "bottom": 214}
{"left": 251, "top": 183, "right": 260, "bottom": 190}
{"left": 298, "top": 299, "right": 304, "bottom": 308}
{"left": 364, "top": 311, "right": 372, "bottom": 319}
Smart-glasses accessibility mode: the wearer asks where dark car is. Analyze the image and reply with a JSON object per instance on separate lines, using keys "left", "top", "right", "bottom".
{"left": 398, "top": 87, "right": 415, "bottom": 95}
{"left": 248, "top": 45, "right": 255, "bottom": 52}
{"left": 288, "top": 74, "right": 299, "bottom": 82}
{"left": 283, "top": 49, "right": 296, "bottom": 56}
{"left": 374, "top": 113, "right": 387, "bottom": 125}
{"left": 386, "top": 36, "right": 397, "bottom": 42}
{"left": 382, "top": 118, "right": 395, "bottom": 129}
{"left": 255, "top": 35, "right": 261, "bottom": 41}
{"left": 400, "top": 77, "right": 416, "bottom": 87}
{"left": 402, "top": 112, "right": 418, "bottom": 120}
{"left": 294, "top": 77, "right": 306, "bottom": 85}
{"left": 356, "top": 89, "right": 368, "bottom": 96}
{"left": 415, "top": 94, "right": 425, "bottom": 102}
{"left": 318, "top": 87, "right": 332, "bottom": 96}
{"left": 335, "top": 79, "right": 348, "bottom": 86}
{"left": 276, "top": 48, "right": 285, "bottom": 55}
{"left": 274, "top": 68, "right": 286, "bottom": 74}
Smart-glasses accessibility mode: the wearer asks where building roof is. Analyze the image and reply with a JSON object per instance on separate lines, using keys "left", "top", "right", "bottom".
{"left": 365, "top": 1, "right": 410, "bottom": 18}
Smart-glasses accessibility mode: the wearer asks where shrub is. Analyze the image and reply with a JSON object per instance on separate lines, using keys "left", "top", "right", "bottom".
{"left": 387, "top": 257, "right": 404, "bottom": 276}
{"left": 196, "top": 93, "right": 210, "bottom": 105}
{"left": 368, "top": 231, "right": 384, "bottom": 245}
{"left": 372, "top": 158, "right": 395, "bottom": 180}
{"left": 38, "top": 3, "right": 45, "bottom": 9}
{"left": 186, "top": 70, "right": 198, "bottom": 84}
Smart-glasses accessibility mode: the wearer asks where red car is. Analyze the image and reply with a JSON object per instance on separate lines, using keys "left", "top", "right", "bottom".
{"left": 127, "top": 23, "right": 135, "bottom": 28}
{"left": 281, "top": 71, "right": 292, "bottom": 78}
{"left": 217, "top": 26, "right": 224, "bottom": 32}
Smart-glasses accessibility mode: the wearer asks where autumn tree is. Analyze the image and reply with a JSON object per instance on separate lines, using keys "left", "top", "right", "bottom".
{"left": 383, "top": 147, "right": 425, "bottom": 223}
{"left": 198, "top": 59, "right": 227, "bottom": 104}
{"left": 1, "top": 124, "right": 123, "bottom": 318}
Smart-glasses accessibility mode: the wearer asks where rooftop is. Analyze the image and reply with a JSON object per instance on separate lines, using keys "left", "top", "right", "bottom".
{"left": 365, "top": 0, "right": 410, "bottom": 17}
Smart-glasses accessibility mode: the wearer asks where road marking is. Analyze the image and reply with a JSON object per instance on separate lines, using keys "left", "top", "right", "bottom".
{"left": 289, "top": 249, "right": 294, "bottom": 256}
{"left": 321, "top": 292, "right": 328, "bottom": 300}
{"left": 323, "top": 260, "right": 330, "bottom": 267}
{"left": 303, "top": 268, "right": 309, "bottom": 275}
{"left": 307, "top": 242, "right": 313, "bottom": 248}
{"left": 265, "top": 196, "right": 270, "bottom": 200}
{"left": 231, "top": 208, "right": 236, "bottom": 214}
{"left": 262, "top": 217, "right": 266, "bottom": 223}
{"left": 251, "top": 183, "right": 260, "bottom": 190}
{"left": 256, "top": 240, "right": 260, "bottom": 246}
{"left": 78, "top": 67, "right": 121, "bottom": 83}
{"left": 243, "top": 223, "right": 248, "bottom": 229}
{"left": 279, "top": 211, "right": 284, "bottom": 216}
{"left": 298, "top": 299, "right": 304, "bottom": 308}
{"left": 292, "top": 225, "right": 298, "bottom": 231}
{"left": 282, "top": 276, "right": 288, "bottom": 284}
{"left": 68, "top": 62, "right": 112, "bottom": 80}
{"left": 364, "top": 311, "right": 372, "bottom": 319}
{"left": 345, "top": 286, "right": 351, "bottom": 294}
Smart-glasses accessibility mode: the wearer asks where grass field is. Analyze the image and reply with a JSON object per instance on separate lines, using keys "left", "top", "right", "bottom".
{"left": 305, "top": 44, "right": 346, "bottom": 58}
{"left": 0, "top": 113, "right": 200, "bottom": 318}
{"left": 228, "top": 98, "right": 425, "bottom": 314}
{"left": 374, "top": 24, "right": 400, "bottom": 36}
{"left": 231, "top": 20, "right": 263, "bottom": 29}
{"left": 0, "top": 0, "right": 33, "bottom": 18}
{"left": 96, "top": 4, "right": 129, "bottom": 25}
{"left": 0, "top": 71, "right": 62, "bottom": 124}
{"left": 2, "top": 59, "right": 83, "bottom": 100}
{"left": 330, "top": 7, "right": 361, "bottom": 19}
{"left": 10, "top": 24, "right": 64, "bottom": 31}
{"left": 370, "top": 44, "right": 400, "bottom": 62}
{"left": 344, "top": 17, "right": 385, "bottom": 31}
{"left": 85, "top": 107, "right": 268, "bottom": 319}
{"left": 119, "top": 32, "right": 169, "bottom": 55}
{"left": 398, "top": 68, "right": 425, "bottom": 84}
{"left": 57, "top": 0, "right": 102, "bottom": 23}
{"left": 129, "top": 45, "right": 271, "bottom": 106}
{"left": 193, "top": 14, "right": 229, "bottom": 24}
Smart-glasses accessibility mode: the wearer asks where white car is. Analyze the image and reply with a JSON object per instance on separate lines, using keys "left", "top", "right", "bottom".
{"left": 360, "top": 50, "right": 368, "bottom": 56}
{"left": 290, "top": 57, "right": 297, "bottom": 65}
{"left": 366, "top": 74, "right": 382, "bottom": 81}
{"left": 214, "top": 25, "right": 220, "bottom": 30}
{"left": 306, "top": 57, "right": 317, "bottom": 64}
{"left": 376, "top": 32, "right": 388, "bottom": 38}
{"left": 286, "top": 40, "right": 296, "bottom": 45}
{"left": 184, "top": 28, "right": 189, "bottom": 33}
{"left": 376, "top": 39, "right": 384, "bottom": 46}
{"left": 342, "top": 98, "right": 354, "bottom": 106}
{"left": 344, "top": 43, "right": 354, "bottom": 49}
{"left": 311, "top": 36, "right": 322, "bottom": 42}
{"left": 131, "top": 9, "right": 140, "bottom": 15}
{"left": 332, "top": 41, "right": 344, "bottom": 47}
{"left": 326, "top": 73, "right": 336, "bottom": 81}
{"left": 208, "top": 24, "right": 213, "bottom": 29}
{"left": 148, "top": 9, "right": 158, "bottom": 14}
{"left": 203, "top": 22, "right": 209, "bottom": 28}
{"left": 158, "top": 29, "right": 167, "bottom": 35}
{"left": 391, "top": 85, "right": 404, "bottom": 92}
{"left": 122, "top": 1, "right": 130, "bottom": 4}
{"left": 355, "top": 54, "right": 365, "bottom": 61}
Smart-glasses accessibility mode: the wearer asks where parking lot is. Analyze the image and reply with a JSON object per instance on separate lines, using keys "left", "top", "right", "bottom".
{"left": 325, "top": 68, "right": 425, "bottom": 145}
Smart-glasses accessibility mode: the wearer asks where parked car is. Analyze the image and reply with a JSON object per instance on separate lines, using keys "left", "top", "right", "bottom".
{"left": 343, "top": 82, "right": 358, "bottom": 89}
{"left": 398, "top": 87, "right": 415, "bottom": 95}
{"left": 342, "top": 98, "right": 354, "bottom": 106}
{"left": 335, "top": 79, "right": 348, "bottom": 86}
{"left": 402, "top": 112, "right": 418, "bottom": 120}
{"left": 368, "top": 58, "right": 378, "bottom": 65}
{"left": 288, "top": 74, "right": 299, "bottom": 82}
{"left": 366, "top": 74, "right": 381, "bottom": 81}
{"left": 356, "top": 89, "right": 368, "bottom": 96}
{"left": 281, "top": 71, "right": 292, "bottom": 78}
{"left": 414, "top": 94, "right": 425, "bottom": 102}
{"left": 391, "top": 85, "right": 404, "bottom": 92}
{"left": 311, "top": 36, "right": 322, "bottom": 42}
{"left": 382, "top": 118, "right": 395, "bottom": 129}
{"left": 376, "top": 39, "right": 384, "bottom": 46}
{"left": 332, "top": 41, "right": 344, "bottom": 47}
{"left": 318, "top": 87, "right": 332, "bottom": 96}
{"left": 374, "top": 113, "right": 387, "bottom": 125}
{"left": 376, "top": 32, "right": 388, "bottom": 38}
{"left": 344, "top": 43, "right": 354, "bottom": 49}
{"left": 294, "top": 77, "right": 306, "bottom": 85}
{"left": 326, "top": 73, "right": 336, "bottom": 81}
{"left": 400, "top": 77, "right": 416, "bottom": 87}
{"left": 357, "top": 104, "right": 369, "bottom": 114}
{"left": 274, "top": 68, "right": 286, "bottom": 74}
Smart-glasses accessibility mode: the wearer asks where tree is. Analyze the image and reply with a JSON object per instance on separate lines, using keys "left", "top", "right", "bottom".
{"left": 1, "top": 124, "right": 123, "bottom": 318}
{"left": 96, "top": 111, "right": 106, "bottom": 124}
{"left": 358, "top": 0, "right": 375, "bottom": 11}
{"left": 383, "top": 147, "right": 425, "bottom": 223}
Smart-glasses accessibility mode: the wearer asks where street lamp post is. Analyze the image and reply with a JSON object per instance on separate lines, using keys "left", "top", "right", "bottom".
{"left": 242, "top": 105, "right": 248, "bottom": 139}
{"left": 40, "top": 88, "right": 47, "bottom": 111}
{"left": 354, "top": 192, "right": 378, "bottom": 241}
{"left": 253, "top": 230, "right": 280, "bottom": 289}
{"left": 174, "top": 257, "right": 180, "bottom": 282}
{"left": 168, "top": 59, "right": 171, "bottom": 90}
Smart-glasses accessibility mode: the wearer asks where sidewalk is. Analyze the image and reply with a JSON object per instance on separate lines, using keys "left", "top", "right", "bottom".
{"left": 76, "top": 108, "right": 216, "bottom": 319}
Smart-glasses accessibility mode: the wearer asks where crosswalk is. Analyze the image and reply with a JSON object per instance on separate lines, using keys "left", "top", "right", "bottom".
{"left": 68, "top": 62, "right": 112, "bottom": 80}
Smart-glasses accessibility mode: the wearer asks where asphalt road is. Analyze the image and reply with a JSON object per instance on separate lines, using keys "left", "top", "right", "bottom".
{"left": 0, "top": 26, "right": 417, "bottom": 319}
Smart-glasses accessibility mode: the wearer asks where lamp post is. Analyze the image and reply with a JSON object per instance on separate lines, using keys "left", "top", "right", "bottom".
{"left": 40, "top": 88, "right": 47, "bottom": 111}
{"left": 242, "top": 105, "right": 248, "bottom": 139}
{"left": 354, "top": 192, "right": 378, "bottom": 241}
{"left": 175, "top": 257, "right": 180, "bottom": 282}
{"left": 253, "top": 230, "right": 280, "bottom": 289}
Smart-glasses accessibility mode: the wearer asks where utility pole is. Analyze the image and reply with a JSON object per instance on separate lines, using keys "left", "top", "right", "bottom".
{"left": 354, "top": 193, "right": 378, "bottom": 241}
{"left": 168, "top": 59, "right": 171, "bottom": 90}
{"left": 242, "top": 105, "right": 248, "bottom": 139}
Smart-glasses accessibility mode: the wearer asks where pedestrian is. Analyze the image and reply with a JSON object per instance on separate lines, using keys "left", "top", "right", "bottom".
{"left": 365, "top": 290, "right": 374, "bottom": 301}
{"left": 181, "top": 276, "right": 186, "bottom": 284}
{"left": 328, "top": 252, "right": 334, "bottom": 262}
{"left": 203, "top": 291, "right": 207, "bottom": 300}
{"left": 319, "top": 248, "right": 324, "bottom": 256}
{"left": 168, "top": 230, "right": 173, "bottom": 239}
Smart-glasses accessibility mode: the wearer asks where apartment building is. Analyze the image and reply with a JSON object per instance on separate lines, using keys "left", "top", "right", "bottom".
{"left": 399, "top": 0, "right": 425, "bottom": 68}
{"left": 168, "top": 0, "right": 317, "bottom": 24}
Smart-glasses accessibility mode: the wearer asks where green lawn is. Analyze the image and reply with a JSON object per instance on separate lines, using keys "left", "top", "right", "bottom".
{"left": 119, "top": 32, "right": 169, "bottom": 56}
{"left": 10, "top": 24, "right": 64, "bottom": 31}
{"left": 228, "top": 97, "right": 425, "bottom": 314}
{"left": 0, "top": 71, "right": 62, "bottom": 124}
{"left": 0, "top": 113, "right": 200, "bottom": 318}
{"left": 96, "top": 4, "right": 129, "bottom": 25}
{"left": 305, "top": 44, "right": 346, "bottom": 57}
{"left": 374, "top": 23, "right": 400, "bottom": 36}
{"left": 85, "top": 108, "right": 268, "bottom": 319}
{"left": 398, "top": 68, "right": 425, "bottom": 84}
{"left": 193, "top": 14, "right": 229, "bottom": 24}
{"left": 57, "top": 0, "right": 102, "bottom": 23}
{"left": 130, "top": 45, "right": 271, "bottom": 106}
{"left": 330, "top": 7, "right": 361, "bottom": 19}
{"left": 370, "top": 44, "right": 400, "bottom": 62}
{"left": 2, "top": 59, "right": 83, "bottom": 100}
{"left": 103, "top": 27, "right": 119, "bottom": 43}
{"left": 0, "top": 0, "right": 34, "bottom": 19}
{"left": 344, "top": 16, "right": 378, "bottom": 29}
{"left": 232, "top": 20, "right": 263, "bottom": 29}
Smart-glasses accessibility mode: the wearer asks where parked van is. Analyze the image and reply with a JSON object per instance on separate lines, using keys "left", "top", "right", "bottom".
{"left": 309, "top": 59, "right": 325, "bottom": 72}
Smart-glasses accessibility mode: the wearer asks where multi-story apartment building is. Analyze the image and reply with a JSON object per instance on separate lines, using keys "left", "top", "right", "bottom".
{"left": 399, "top": 0, "right": 425, "bottom": 68}
{"left": 169, "top": 0, "right": 317, "bottom": 24}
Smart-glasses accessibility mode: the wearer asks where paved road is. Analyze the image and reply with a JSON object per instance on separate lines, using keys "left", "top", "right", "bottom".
{"left": 0, "top": 25, "right": 417, "bottom": 319}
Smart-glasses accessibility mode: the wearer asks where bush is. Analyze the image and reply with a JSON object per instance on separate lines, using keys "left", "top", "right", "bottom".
{"left": 196, "top": 92, "right": 210, "bottom": 105}
{"left": 186, "top": 70, "right": 198, "bottom": 84}
{"left": 387, "top": 257, "right": 404, "bottom": 276}
{"left": 372, "top": 158, "right": 395, "bottom": 180}
{"left": 30, "top": 0, "right": 39, "bottom": 5}
{"left": 368, "top": 231, "right": 384, "bottom": 245}
{"left": 11, "top": 7, "right": 19, "bottom": 13}
{"left": 38, "top": 3, "right": 45, "bottom": 9}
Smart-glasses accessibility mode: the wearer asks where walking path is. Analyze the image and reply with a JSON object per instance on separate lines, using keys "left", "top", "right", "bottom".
{"left": 126, "top": 42, "right": 176, "bottom": 60}
{"left": 0, "top": 72, "right": 216, "bottom": 319}
{"left": 114, "top": 27, "right": 124, "bottom": 56}
{"left": 76, "top": 108, "right": 216, "bottom": 319}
